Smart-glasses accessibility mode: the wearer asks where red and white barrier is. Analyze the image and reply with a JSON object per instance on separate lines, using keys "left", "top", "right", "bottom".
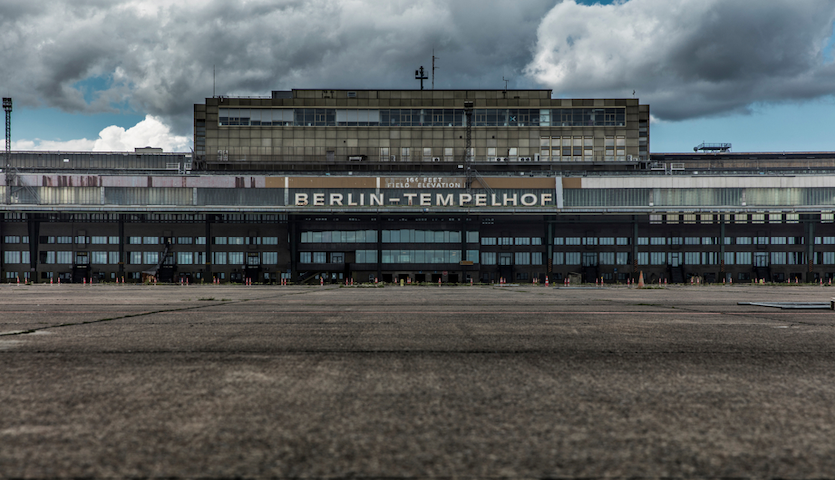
{"left": 545, "top": 276, "right": 549, "bottom": 287}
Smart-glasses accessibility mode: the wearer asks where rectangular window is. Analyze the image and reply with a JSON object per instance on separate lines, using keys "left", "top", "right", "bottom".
{"left": 143, "top": 237, "right": 158, "bottom": 245}
{"left": 143, "top": 252, "right": 159, "bottom": 264}
{"left": 195, "top": 237, "right": 206, "bottom": 245}
{"left": 515, "top": 252, "right": 531, "bottom": 265}
{"left": 599, "top": 252, "right": 615, "bottom": 265}
{"left": 228, "top": 237, "right": 245, "bottom": 245}
{"left": 91, "top": 236, "right": 108, "bottom": 244}
{"left": 499, "top": 253, "right": 513, "bottom": 265}
{"left": 616, "top": 252, "right": 629, "bottom": 265}
{"left": 514, "top": 237, "right": 530, "bottom": 246}
{"left": 3, "top": 251, "right": 20, "bottom": 263}
{"left": 684, "top": 237, "right": 700, "bottom": 245}
{"left": 532, "top": 252, "right": 543, "bottom": 265}
{"left": 356, "top": 250, "right": 377, "bottom": 263}
{"left": 312, "top": 252, "right": 327, "bottom": 263}
{"left": 109, "top": 236, "right": 120, "bottom": 245}
{"left": 177, "top": 237, "right": 193, "bottom": 245}
{"left": 213, "top": 237, "right": 227, "bottom": 245}
{"left": 482, "top": 252, "right": 496, "bottom": 265}
{"left": 480, "top": 237, "right": 497, "bottom": 246}
{"left": 771, "top": 252, "right": 787, "bottom": 264}
{"left": 228, "top": 252, "right": 244, "bottom": 265}
{"left": 582, "top": 237, "right": 597, "bottom": 246}
{"left": 213, "top": 252, "right": 227, "bottom": 265}
{"left": 598, "top": 237, "right": 615, "bottom": 246}
{"left": 108, "top": 252, "right": 120, "bottom": 264}
{"left": 565, "top": 252, "right": 581, "bottom": 265}
{"left": 57, "top": 251, "right": 72, "bottom": 264}
{"left": 498, "top": 237, "right": 513, "bottom": 246}
{"left": 552, "top": 252, "right": 564, "bottom": 265}
{"left": 616, "top": 237, "right": 630, "bottom": 246}
{"left": 565, "top": 237, "right": 581, "bottom": 245}
{"left": 637, "top": 237, "right": 648, "bottom": 245}
{"left": 650, "top": 252, "right": 666, "bottom": 265}
{"left": 4, "top": 236, "right": 20, "bottom": 244}
{"left": 553, "top": 237, "right": 564, "bottom": 246}
{"left": 262, "top": 236, "right": 279, "bottom": 245}
{"left": 57, "top": 236, "right": 73, "bottom": 244}
{"left": 91, "top": 251, "right": 107, "bottom": 264}
{"left": 637, "top": 252, "right": 648, "bottom": 265}
{"left": 262, "top": 252, "right": 278, "bottom": 264}
{"left": 177, "top": 252, "right": 193, "bottom": 265}
{"left": 650, "top": 237, "right": 666, "bottom": 246}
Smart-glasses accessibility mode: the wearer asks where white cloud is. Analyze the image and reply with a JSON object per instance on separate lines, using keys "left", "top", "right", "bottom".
{"left": 12, "top": 115, "right": 191, "bottom": 152}
{"left": 525, "top": 0, "right": 835, "bottom": 120}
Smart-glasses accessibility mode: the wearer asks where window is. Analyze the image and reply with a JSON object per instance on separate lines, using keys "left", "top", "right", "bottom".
{"left": 481, "top": 237, "right": 497, "bottom": 246}
{"left": 143, "top": 236, "right": 158, "bottom": 245}
{"left": 4, "top": 236, "right": 20, "bottom": 244}
{"left": 498, "top": 237, "right": 513, "bottom": 246}
{"left": 514, "top": 237, "right": 530, "bottom": 246}
{"left": 616, "top": 252, "right": 629, "bottom": 265}
{"left": 582, "top": 237, "right": 597, "bottom": 246}
{"left": 637, "top": 252, "right": 648, "bottom": 265}
{"left": 228, "top": 237, "right": 245, "bottom": 245}
{"left": 213, "top": 252, "right": 227, "bottom": 265}
{"left": 263, "top": 237, "right": 279, "bottom": 245}
{"left": 247, "top": 253, "right": 261, "bottom": 266}
{"left": 616, "top": 237, "right": 630, "bottom": 246}
{"left": 91, "top": 236, "right": 108, "bottom": 244}
{"left": 684, "top": 237, "right": 700, "bottom": 245}
{"left": 598, "top": 237, "right": 614, "bottom": 246}
{"left": 178, "top": 237, "right": 193, "bottom": 245}
{"left": 515, "top": 252, "right": 531, "bottom": 265}
{"left": 650, "top": 237, "right": 666, "bottom": 246}
{"left": 553, "top": 237, "right": 564, "bottom": 246}
{"left": 57, "top": 251, "right": 72, "bottom": 264}
{"left": 552, "top": 252, "right": 564, "bottom": 265}
{"left": 213, "top": 237, "right": 227, "bottom": 245}
{"left": 3, "top": 251, "right": 21, "bottom": 263}
{"left": 109, "top": 236, "right": 120, "bottom": 245}
{"left": 499, "top": 253, "right": 512, "bottom": 265}
{"left": 599, "top": 252, "right": 615, "bottom": 265}
{"left": 532, "top": 252, "right": 543, "bottom": 265}
{"left": 636, "top": 237, "right": 648, "bottom": 245}
{"left": 228, "top": 252, "right": 244, "bottom": 265}
{"left": 128, "top": 236, "right": 142, "bottom": 245}
{"left": 143, "top": 252, "right": 159, "bottom": 264}
{"left": 565, "top": 237, "right": 581, "bottom": 246}
{"left": 177, "top": 252, "right": 193, "bottom": 265}
{"left": 262, "top": 252, "right": 278, "bottom": 264}
{"left": 108, "top": 252, "right": 120, "bottom": 264}
{"left": 482, "top": 252, "right": 497, "bottom": 265}
{"left": 91, "top": 252, "right": 107, "bottom": 264}
{"left": 650, "top": 252, "right": 666, "bottom": 265}
{"left": 565, "top": 252, "right": 581, "bottom": 265}
{"left": 195, "top": 237, "right": 206, "bottom": 245}
{"left": 356, "top": 250, "right": 377, "bottom": 263}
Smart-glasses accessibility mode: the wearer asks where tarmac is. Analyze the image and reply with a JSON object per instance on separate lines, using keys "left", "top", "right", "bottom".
{"left": 2, "top": 283, "right": 835, "bottom": 478}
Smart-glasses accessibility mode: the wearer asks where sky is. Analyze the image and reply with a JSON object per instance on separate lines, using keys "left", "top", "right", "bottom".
{"left": 1, "top": 0, "right": 834, "bottom": 154}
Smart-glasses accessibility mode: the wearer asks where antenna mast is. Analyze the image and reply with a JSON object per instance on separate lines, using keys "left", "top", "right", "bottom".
{"left": 414, "top": 66, "right": 428, "bottom": 90}
{"left": 432, "top": 50, "right": 439, "bottom": 90}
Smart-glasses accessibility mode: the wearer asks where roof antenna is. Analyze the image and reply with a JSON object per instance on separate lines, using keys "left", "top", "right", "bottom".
{"left": 432, "top": 50, "right": 439, "bottom": 90}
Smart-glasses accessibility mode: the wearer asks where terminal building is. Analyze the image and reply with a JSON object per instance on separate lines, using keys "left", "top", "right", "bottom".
{"left": 1, "top": 89, "right": 834, "bottom": 284}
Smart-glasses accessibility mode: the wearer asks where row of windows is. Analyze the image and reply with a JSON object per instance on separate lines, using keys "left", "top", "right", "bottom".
{"left": 481, "top": 237, "right": 543, "bottom": 246}
{"left": 4, "top": 236, "right": 29, "bottom": 244}
{"left": 551, "top": 236, "right": 814, "bottom": 246}
{"left": 301, "top": 230, "right": 377, "bottom": 243}
{"left": 218, "top": 108, "right": 627, "bottom": 128}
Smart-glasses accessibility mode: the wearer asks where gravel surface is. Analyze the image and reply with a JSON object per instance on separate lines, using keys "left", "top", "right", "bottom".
{"left": 2, "top": 283, "right": 835, "bottom": 478}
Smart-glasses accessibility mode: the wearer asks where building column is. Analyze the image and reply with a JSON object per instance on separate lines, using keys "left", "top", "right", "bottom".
{"left": 205, "top": 215, "right": 213, "bottom": 281}
{"left": 27, "top": 213, "right": 39, "bottom": 283}
{"left": 289, "top": 215, "right": 297, "bottom": 281}
{"left": 118, "top": 214, "right": 125, "bottom": 280}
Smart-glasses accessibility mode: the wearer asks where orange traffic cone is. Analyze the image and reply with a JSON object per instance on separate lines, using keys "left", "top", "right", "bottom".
{"left": 637, "top": 271, "right": 645, "bottom": 288}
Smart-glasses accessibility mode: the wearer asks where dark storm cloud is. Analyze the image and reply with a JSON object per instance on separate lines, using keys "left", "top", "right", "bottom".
{"left": 2, "top": 0, "right": 833, "bottom": 136}
{"left": 526, "top": 0, "right": 835, "bottom": 120}
{"left": 0, "top": 0, "right": 555, "bottom": 135}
